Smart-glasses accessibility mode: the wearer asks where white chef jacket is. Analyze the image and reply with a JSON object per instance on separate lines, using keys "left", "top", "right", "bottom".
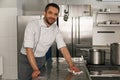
{"left": 21, "top": 18, "right": 66, "bottom": 57}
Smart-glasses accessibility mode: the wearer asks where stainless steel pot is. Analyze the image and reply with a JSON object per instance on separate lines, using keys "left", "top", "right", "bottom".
{"left": 88, "top": 49, "right": 105, "bottom": 65}
{"left": 110, "top": 43, "right": 120, "bottom": 65}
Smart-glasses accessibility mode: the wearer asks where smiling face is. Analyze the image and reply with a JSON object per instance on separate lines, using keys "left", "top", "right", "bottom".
{"left": 44, "top": 6, "right": 59, "bottom": 27}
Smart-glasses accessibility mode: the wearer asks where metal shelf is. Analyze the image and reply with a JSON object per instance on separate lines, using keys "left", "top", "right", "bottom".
{"left": 97, "top": 12, "right": 120, "bottom": 14}
{"left": 95, "top": 11, "right": 120, "bottom": 27}
{"left": 97, "top": 24, "right": 120, "bottom": 27}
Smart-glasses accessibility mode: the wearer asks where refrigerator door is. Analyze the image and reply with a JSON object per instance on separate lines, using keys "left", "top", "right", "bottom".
{"left": 76, "top": 16, "right": 93, "bottom": 48}
{"left": 17, "top": 16, "right": 41, "bottom": 53}
{"left": 58, "top": 16, "right": 93, "bottom": 57}
{"left": 75, "top": 17, "right": 93, "bottom": 58}
{"left": 58, "top": 17, "right": 73, "bottom": 56}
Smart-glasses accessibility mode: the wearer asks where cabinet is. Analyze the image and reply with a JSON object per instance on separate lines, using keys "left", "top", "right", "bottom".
{"left": 95, "top": 11, "right": 120, "bottom": 27}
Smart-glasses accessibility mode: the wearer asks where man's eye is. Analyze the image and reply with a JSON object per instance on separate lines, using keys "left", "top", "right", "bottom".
{"left": 55, "top": 13, "right": 58, "bottom": 16}
{"left": 48, "top": 11, "right": 52, "bottom": 14}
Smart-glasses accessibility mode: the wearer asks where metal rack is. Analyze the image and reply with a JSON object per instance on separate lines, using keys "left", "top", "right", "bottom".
{"left": 95, "top": 11, "right": 120, "bottom": 27}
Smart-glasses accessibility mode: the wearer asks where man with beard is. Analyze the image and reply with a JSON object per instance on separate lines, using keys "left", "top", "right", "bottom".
{"left": 18, "top": 3, "right": 80, "bottom": 80}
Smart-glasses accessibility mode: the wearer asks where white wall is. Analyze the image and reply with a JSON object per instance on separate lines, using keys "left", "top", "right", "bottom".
{"left": 0, "top": 0, "right": 17, "bottom": 79}
{"left": 0, "top": 8, "right": 17, "bottom": 79}
{"left": 0, "top": 0, "right": 16, "bottom": 8}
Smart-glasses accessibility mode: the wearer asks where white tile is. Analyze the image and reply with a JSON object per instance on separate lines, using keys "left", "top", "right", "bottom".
{"left": 0, "top": 8, "right": 17, "bottom": 16}
{"left": 4, "top": 52, "right": 17, "bottom": 66}
{"left": 0, "top": 26, "right": 9, "bottom": 37}
{"left": 2, "top": 52, "right": 17, "bottom": 79}
{"left": 0, "top": 8, "right": 17, "bottom": 37}
{"left": 0, "top": 16, "right": 17, "bottom": 37}
{"left": 0, "top": 0, "right": 16, "bottom": 8}
{"left": 8, "top": 37, "right": 17, "bottom": 52}
{"left": 2, "top": 66, "right": 18, "bottom": 79}
{"left": 0, "top": 36, "right": 17, "bottom": 79}
{"left": 0, "top": 37, "right": 9, "bottom": 53}
{"left": 4, "top": 16, "right": 17, "bottom": 37}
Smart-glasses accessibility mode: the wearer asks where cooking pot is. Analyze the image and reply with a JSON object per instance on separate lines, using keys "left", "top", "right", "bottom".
{"left": 88, "top": 49, "right": 105, "bottom": 65}
{"left": 110, "top": 43, "right": 120, "bottom": 65}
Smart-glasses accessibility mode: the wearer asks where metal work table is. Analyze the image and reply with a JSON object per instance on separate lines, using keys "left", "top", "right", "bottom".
{"left": 35, "top": 58, "right": 92, "bottom": 80}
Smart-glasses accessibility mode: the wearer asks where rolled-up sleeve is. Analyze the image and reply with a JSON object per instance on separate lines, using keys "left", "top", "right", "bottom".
{"left": 55, "top": 28, "right": 66, "bottom": 49}
{"left": 23, "top": 23, "right": 35, "bottom": 48}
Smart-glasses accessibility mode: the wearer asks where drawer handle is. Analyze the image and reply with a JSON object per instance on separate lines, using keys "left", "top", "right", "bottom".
{"left": 97, "top": 31, "right": 115, "bottom": 33}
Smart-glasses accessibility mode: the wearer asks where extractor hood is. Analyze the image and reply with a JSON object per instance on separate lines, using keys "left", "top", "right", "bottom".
{"left": 19, "top": 0, "right": 49, "bottom": 15}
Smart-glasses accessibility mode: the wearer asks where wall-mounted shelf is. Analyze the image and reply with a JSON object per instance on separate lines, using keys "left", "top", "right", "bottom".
{"left": 97, "top": 11, "right": 120, "bottom": 14}
{"left": 97, "top": 24, "right": 120, "bottom": 27}
{"left": 101, "top": 0, "right": 120, "bottom": 2}
{"left": 95, "top": 11, "right": 120, "bottom": 27}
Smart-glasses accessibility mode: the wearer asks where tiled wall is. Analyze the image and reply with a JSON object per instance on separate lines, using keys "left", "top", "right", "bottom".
{"left": 0, "top": 8, "right": 17, "bottom": 79}
{"left": 0, "top": 0, "right": 16, "bottom": 8}
{"left": 0, "top": 56, "right": 3, "bottom": 75}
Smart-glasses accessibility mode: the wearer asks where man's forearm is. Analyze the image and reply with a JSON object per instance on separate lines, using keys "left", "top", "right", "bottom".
{"left": 60, "top": 47, "right": 74, "bottom": 67}
{"left": 26, "top": 48, "right": 39, "bottom": 71}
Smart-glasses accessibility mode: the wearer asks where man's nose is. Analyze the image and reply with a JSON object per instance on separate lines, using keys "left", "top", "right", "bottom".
{"left": 51, "top": 14, "right": 56, "bottom": 18}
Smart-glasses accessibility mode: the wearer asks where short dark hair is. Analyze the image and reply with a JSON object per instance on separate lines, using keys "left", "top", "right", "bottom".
{"left": 45, "top": 3, "right": 60, "bottom": 12}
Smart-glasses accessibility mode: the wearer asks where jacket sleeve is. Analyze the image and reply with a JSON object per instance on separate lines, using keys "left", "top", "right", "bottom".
{"left": 23, "top": 22, "right": 35, "bottom": 48}
{"left": 55, "top": 27, "right": 66, "bottom": 49}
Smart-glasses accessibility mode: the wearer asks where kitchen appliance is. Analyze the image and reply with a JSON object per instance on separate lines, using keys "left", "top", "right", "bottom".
{"left": 110, "top": 43, "right": 120, "bottom": 65}
{"left": 52, "top": 5, "right": 93, "bottom": 58}
{"left": 88, "top": 49, "right": 105, "bottom": 65}
{"left": 57, "top": 16, "right": 93, "bottom": 57}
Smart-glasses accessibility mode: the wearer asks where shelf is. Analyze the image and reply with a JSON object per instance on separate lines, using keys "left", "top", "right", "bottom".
{"left": 96, "top": 11, "right": 120, "bottom": 27}
{"left": 97, "top": 24, "right": 120, "bottom": 27}
{"left": 97, "top": 11, "right": 120, "bottom": 14}
{"left": 102, "top": 0, "right": 120, "bottom": 2}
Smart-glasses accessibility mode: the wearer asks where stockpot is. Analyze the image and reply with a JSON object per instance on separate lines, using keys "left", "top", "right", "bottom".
{"left": 88, "top": 49, "right": 105, "bottom": 65}
{"left": 110, "top": 43, "right": 120, "bottom": 65}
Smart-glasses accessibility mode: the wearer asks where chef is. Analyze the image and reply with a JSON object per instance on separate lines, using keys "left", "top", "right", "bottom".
{"left": 18, "top": 3, "right": 81, "bottom": 80}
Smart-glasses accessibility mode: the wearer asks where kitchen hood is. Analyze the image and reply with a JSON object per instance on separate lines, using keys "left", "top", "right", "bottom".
{"left": 18, "top": 0, "right": 49, "bottom": 15}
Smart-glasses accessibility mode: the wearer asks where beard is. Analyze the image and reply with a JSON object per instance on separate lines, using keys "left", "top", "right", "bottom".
{"left": 44, "top": 16, "right": 56, "bottom": 25}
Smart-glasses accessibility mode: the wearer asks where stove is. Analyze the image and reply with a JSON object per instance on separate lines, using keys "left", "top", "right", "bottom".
{"left": 87, "top": 60, "right": 120, "bottom": 77}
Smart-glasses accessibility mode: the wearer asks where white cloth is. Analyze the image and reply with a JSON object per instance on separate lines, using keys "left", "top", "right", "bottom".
{"left": 67, "top": 68, "right": 83, "bottom": 75}
{"left": 21, "top": 18, "right": 66, "bottom": 57}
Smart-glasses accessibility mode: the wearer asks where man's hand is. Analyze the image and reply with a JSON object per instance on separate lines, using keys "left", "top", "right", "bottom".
{"left": 32, "top": 70, "right": 40, "bottom": 79}
{"left": 70, "top": 65, "right": 80, "bottom": 72}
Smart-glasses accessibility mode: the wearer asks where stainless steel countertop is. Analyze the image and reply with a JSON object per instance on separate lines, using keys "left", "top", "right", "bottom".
{"left": 34, "top": 58, "right": 92, "bottom": 80}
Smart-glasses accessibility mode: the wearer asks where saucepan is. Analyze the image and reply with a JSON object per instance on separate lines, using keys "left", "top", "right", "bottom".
{"left": 88, "top": 49, "right": 105, "bottom": 65}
